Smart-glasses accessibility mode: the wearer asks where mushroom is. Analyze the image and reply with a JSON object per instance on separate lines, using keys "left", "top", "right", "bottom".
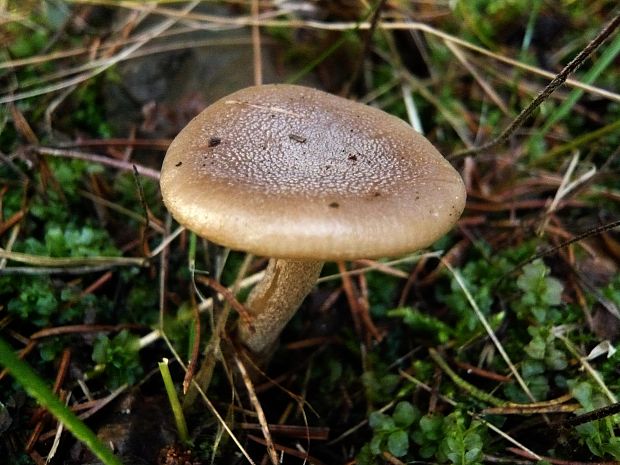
{"left": 160, "top": 84, "right": 466, "bottom": 357}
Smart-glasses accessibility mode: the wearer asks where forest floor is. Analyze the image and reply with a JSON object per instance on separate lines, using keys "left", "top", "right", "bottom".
{"left": 1, "top": 1, "right": 620, "bottom": 465}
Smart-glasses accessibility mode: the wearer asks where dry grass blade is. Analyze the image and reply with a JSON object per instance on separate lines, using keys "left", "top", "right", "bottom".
{"left": 234, "top": 354, "right": 279, "bottom": 465}
{"left": 56, "top": 7, "right": 619, "bottom": 101}
{"left": 483, "top": 404, "right": 580, "bottom": 415}
{"left": 196, "top": 275, "right": 254, "bottom": 331}
{"left": 0, "top": 1, "right": 203, "bottom": 104}
{"left": 34, "top": 147, "right": 161, "bottom": 179}
{"left": 251, "top": 0, "right": 262, "bottom": 86}
{"left": 441, "top": 258, "right": 537, "bottom": 403}
{"left": 30, "top": 324, "right": 141, "bottom": 340}
{"left": 239, "top": 423, "right": 329, "bottom": 440}
{"left": 0, "top": 249, "right": 147, "bottom": 268}
{"left": 537, "top": 152, "right": 596, "bottom": 234}
{"left": 444, "top": 41, "right": 509, "bottom": 114}
{"left": 558, "top": 335, "right": 618, "bottom": 404}
{"left": 317, "top": 251, "right": 441, "bottom": 283}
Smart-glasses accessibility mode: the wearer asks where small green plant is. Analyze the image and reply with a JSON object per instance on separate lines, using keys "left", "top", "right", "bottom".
{"left": 361, "top": 366, "right": 401, "bottom": 404}
{"left": 388, "top": 306, "right": 452, "bottom": 344}
{"left": 21, "top": 224, "right": 119, "bottom": 258}
{"left": 438, "top": 412, "right": 484, "bottom": 465}
{"left": 91, "top": 330, "right": 143, "bottom": 388}
{"left": 358, "top": 404, "right": 485, "bottom": 465}
{"left": 3, "top": 276, "right": 58, "bottom": 326}
{"left": 569, "top": 380, "right": 620, "bottom": 460}
{"left": 412, "top": 413, "right": 445, "bottom": 458}
{"left": 357, "top": 401, "right": 420, "bottom": 462}
{"left": 514, "top": 260, "right": 564, "bottom": 324}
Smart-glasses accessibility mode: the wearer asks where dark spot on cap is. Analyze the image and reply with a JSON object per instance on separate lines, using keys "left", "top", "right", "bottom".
{"left": 348, "top": 154, "right": 357, "bottom": 161}
{"left": 329, "top": 202, "right": 339, "bottom": 208}
{"left": 208, "top": 137, "right": 221, "bottom": 147}
{"left": 372, "top": 192, "right": 381, "bottom": 197}
{"left": 289, "top": 134, "right": 306, "bottom": 143}
{"left": 175, "top": 161, "right": 183, "bottom": 167}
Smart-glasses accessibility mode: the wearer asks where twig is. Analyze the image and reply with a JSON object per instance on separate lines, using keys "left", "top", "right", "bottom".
{"left": 30, "top": 324, "right": 141, "bottom": 340}
{"left": 428, "top": 348, "right": 507, "bottom": 407}
{"left": 505, "top": 218, "right": 620, "bottom": 278}
{"left": 239, "top": 423, "right": 329, "bottom": 440}
{"left": 450, "top": 12, "right": 620, "bottom": 159}
{"left": 79, "top": 7, "right": 620, "bottom": 102}
{"left": 34, "top": 146, "right": 160, "bottom": 179}
{"left": 507, "top": 446, "right": 620, "bottom": 465}
{"left": 247, "top": 435, "right": 327, "bottom": 465}
{"left": 132, "top": 165, "right": 150, "bottom": 256}
{"left": 0, "top": 249, "right": 147, "bottom": 268}
{"left": 195, "top": 275, "right": 254, "bottom": 331}
{"left": 555, "top": 402, "right": 620, "bottom": 428}
{"left": 452, "top": 359, "right": 512, "bottom": 383}
{"left": 483, "top": 404, "right": 580, "bottom": 415}
{"left": 342, "top": 0, "right": 388, "bottom": 96}
{"left": 251, "top": 0, "right": 262, "bottom": 86}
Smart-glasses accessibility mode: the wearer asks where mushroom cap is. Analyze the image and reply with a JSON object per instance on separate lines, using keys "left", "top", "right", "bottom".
{"left": 160, "top": 84, "right": 465, "bottom": 260}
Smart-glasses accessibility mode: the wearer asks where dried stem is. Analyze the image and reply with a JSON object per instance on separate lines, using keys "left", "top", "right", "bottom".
{"left": 449, "top": 12, "right": 620, "bottom": 159}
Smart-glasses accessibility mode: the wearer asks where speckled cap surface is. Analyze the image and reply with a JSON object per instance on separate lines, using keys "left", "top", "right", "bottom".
{"left": 160, "top": 84, "right": 466, "bottom": 260}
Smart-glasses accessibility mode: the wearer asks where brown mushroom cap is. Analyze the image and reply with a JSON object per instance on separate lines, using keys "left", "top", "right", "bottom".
{"left": 160, "top": 84, "right": 465, "bottom": 260}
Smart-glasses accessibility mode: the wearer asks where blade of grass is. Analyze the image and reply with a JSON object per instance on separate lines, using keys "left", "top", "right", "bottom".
{"left": 158, "top": 358, "right": 190, "bottom": 445}
{"left": 158, "top": 333, "right": 257, "bottom": 465}
{"left": 441, "top": 259, "right": 537, "bottom": 403}
{"left": 0, "top": 336, "right": 123, "bottom": 465}
{"left": 532, "top": 118, "right": 620, "bottom": 167}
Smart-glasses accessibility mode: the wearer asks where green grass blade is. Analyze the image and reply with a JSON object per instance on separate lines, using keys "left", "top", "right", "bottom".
{"left": 158, "top": 358, "right": 190, "bottom": 445}
{"left": 0, "top": 336, "right": 123, "bottom": 465}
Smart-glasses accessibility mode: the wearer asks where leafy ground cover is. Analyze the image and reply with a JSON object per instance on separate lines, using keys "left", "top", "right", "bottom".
{"left": 1, "top": 1, "right": 619, "bottom": 464}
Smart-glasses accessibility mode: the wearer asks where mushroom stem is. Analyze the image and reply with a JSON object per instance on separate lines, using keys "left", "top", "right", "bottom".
{"left": 238, "top": 258, "right": 324, "bottom": 355}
